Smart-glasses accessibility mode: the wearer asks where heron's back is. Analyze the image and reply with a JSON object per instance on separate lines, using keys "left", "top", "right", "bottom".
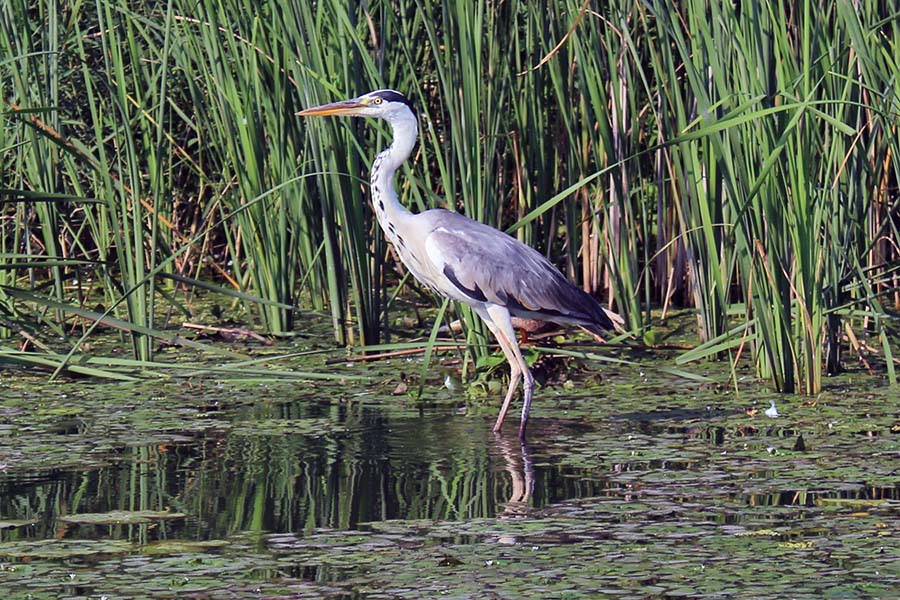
{"left": 414, "top": 209, "right": 616, "bottom": 332}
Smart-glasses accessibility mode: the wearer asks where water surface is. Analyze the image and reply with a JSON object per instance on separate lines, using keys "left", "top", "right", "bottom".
{"left": 1, "top": 350, "right": 898, "bottom": 598}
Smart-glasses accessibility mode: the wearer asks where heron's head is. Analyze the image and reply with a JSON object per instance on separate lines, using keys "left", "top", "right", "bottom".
{"left": 297, "top": 89, "right": 415, "bottom": 123}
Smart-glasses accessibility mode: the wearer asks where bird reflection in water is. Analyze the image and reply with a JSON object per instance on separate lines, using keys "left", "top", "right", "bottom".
{"left": 492, "top": 431, "right": 535, "bottom": 518}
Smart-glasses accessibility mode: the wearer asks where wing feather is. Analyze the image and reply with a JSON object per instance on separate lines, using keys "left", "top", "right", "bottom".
{"left": 422, "top": 211, "right": 614, "bottom": 330}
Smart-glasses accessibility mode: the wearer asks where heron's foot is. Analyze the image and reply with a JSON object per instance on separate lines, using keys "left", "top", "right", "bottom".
{"left": 493, "top": 368, "right": 522, "bottom": 433}
{"left": 493, "top": 408, "right": 509, "bottom": 433}
{"left": 517, "top": 372, "right": 534, "bottom": 440}
{"left": 517, "top": 419, "right": 528, "bottom": 439}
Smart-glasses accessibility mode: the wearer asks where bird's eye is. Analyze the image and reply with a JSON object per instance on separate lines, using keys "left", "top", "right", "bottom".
{"left": 373, "top": 97, "right": 383, "bottom": 105}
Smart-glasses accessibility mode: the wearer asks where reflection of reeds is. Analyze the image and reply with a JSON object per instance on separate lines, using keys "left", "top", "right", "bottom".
{"left": 1, "top": 1, "right": 897, "bottom": 390}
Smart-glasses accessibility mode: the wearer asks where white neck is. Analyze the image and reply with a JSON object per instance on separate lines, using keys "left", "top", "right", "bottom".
{"left": 370, "top": 110, "right": 418, "bottom": 235}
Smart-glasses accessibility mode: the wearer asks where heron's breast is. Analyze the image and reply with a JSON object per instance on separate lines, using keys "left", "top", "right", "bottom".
{"left": 399, "top": 238, "right": 470, "bottom": 302}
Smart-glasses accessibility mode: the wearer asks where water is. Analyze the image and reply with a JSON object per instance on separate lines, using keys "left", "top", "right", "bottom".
{"left": 0, "top": 423, "right": 614, "bottom": 542}
{"left": 0, "top": 380, "right": 616, "bottom": 540}
{"left": 1, "top": 357, "right": 898, "bottom": 598}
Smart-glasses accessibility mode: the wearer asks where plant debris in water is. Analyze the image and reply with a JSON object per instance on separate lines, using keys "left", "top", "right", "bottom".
{"left": 0, "top": 346, "right": 898, "bottom": 598}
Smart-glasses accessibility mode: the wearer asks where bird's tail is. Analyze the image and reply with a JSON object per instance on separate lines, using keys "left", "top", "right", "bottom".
{"left": 602, "top": 307, "right": 625, "bottom": 330}
{"left": 580, "top": 307, "right": 626, "bottom": 342}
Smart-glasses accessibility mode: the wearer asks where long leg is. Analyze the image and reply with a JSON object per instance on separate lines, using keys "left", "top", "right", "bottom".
{"left": 480, "top": 305, "right": 534, "bottom": 438}
{"left": 476, "top": 308, "right": 521, "bottom": 431}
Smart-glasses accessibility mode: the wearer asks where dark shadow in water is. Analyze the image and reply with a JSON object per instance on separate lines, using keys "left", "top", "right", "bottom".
{"left": 0, "top": 398, "right": 613, "bottom": 544}
{"left": 732, "top": 485, "right": 900, "bottom": 508}
{"left": 616, "top": 406, "right": 743, "bottom": 423}
{"left": 5, "top": 391, "right": 894, "bottom": 549}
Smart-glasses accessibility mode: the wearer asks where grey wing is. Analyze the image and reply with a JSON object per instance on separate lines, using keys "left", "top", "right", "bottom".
{"left": 422, "top": 212, "right": 614, "bottom": 331}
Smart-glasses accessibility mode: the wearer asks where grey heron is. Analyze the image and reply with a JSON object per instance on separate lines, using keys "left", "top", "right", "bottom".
{"left": 298, "top": 89, "right": 616, "bottom": 438}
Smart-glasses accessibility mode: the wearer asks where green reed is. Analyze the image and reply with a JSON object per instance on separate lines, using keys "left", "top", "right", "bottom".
{"left": 655, "top": 0, "right": 899, "bottom": 391}
{"left": 1, "top": 0, "right": 897, "bottom": 393}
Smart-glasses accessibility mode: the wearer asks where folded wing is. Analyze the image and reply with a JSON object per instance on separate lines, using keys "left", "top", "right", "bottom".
{"left": 422, "top": 211, "right": 615, "bottom": 332}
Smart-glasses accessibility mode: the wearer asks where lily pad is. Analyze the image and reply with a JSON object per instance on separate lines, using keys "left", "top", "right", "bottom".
{"left": 0, "top": 539, "right": 134, "bottom": 560}
{"left": 59, "top": 510, "right": 186, "bottom": 525}
{"left": 141, "top": 539, "right": 231, "bottom": 555}
{"left": 0, "top": 519, "right": 37, "bottom": 529}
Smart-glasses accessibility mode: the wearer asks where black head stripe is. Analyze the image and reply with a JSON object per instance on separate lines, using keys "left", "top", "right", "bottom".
{"left": 373, "top": 90, "right": 416, "bottom": 116}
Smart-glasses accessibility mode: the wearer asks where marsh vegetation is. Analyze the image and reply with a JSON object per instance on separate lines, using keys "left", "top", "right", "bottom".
{"left": 1, "top": 0, "right": 899, "bottom": 597}
{"left": 2, "top": 0, "right": 898, "bottom": 390}
{"left": 2, "top": 342, "right": 899, "bottom": 598}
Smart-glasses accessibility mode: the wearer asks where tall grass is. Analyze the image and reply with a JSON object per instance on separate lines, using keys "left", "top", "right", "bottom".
{"left": 651, "top": 0, "right": 900, "bottom": 392}
{"left": 1, "top": 0, "right": 897, "bottom": 392}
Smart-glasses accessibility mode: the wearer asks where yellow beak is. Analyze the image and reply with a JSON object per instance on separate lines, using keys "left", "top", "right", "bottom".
{"left": 296, "top": 99, "right": 366, "bottom": 117}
